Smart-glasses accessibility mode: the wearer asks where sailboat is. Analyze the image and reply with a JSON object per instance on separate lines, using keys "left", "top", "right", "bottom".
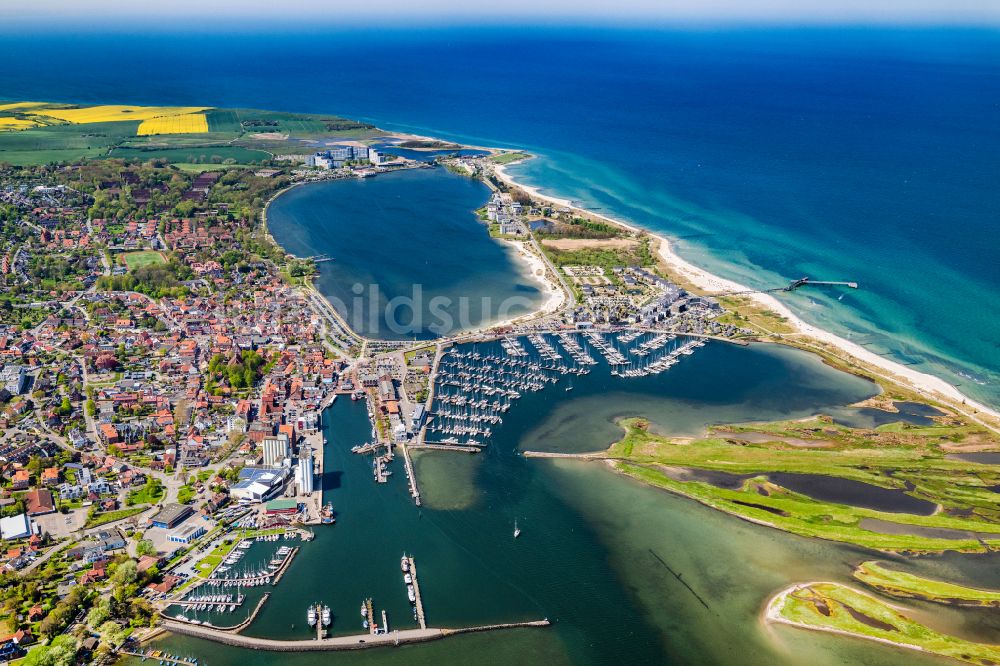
{"left": 514, "top": 519, "right": 521, "bottom": 539}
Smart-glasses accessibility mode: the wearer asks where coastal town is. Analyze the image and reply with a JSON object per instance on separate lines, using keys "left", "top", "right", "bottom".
{"left": 0, "top": 109, "right": 766, "bottom": 663}
{"left": 2, "top": 101, "right": 998, "bottom": 666}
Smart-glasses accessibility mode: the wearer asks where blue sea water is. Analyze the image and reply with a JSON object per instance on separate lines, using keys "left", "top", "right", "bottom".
{"left": 2, "top": 26, "right": 998, "bottom": 405}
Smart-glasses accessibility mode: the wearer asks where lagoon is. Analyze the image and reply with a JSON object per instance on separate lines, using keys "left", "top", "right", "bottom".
{"left": 266, "top": 168, "right": 544, "bottom": 339}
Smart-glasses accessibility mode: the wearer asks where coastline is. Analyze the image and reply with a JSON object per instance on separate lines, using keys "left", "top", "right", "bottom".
{"left": 260, "top": 131, "right": 998, "bottom": 430}
{"left": 496, "top": 238, "right": 566, "bottom": 320}
{"left": 490, "top": 160, "right": 1000, "bottom": 428}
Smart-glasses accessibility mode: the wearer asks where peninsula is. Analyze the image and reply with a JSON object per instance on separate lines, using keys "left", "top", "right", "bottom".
{"left": 1, "top": 99, "right": 999, "bottom": 665}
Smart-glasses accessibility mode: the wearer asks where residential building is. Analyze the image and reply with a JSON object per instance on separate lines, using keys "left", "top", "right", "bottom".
{"left": 57, "top": 482, "right": 84, "bottom": 500}
{"left": 0, "top": 365, "right": 27, "bottom": 395}
{"left": 41, "top": 467, "right": 59, "bottom": 486}
{"left": 11, "top": 470, "right": 29, "bottom": 490}
{"left": 24, "top": 489, "right": 55, "bottom": 516}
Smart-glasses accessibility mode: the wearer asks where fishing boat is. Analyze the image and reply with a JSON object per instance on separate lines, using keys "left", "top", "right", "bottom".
{"left": 321, "top": 605, "right": 331, "bottom": 627}
{"left": 407, "top": 585, "right": 416, "bottom": 603}
{"left": 307, "top": 605, "right": 317, "bottom": 626}
{"left": 400, "top": 555, "right": 410, "bottom": 572}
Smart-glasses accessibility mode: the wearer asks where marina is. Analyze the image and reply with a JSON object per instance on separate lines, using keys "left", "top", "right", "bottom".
{"left": 425, "top": 330, "right": 708, "bottom": 448}
{"left": 137, "top": 342, "right": 915, "bottom": 665}
{"left": 164, "top": 541, "right": 299, "bottom": 628}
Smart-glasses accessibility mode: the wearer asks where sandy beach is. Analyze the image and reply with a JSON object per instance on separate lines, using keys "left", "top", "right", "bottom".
{"left": 454, "top": 239, "right": 566, "bottom": 337}
{"left": 505, "top": 239, "right": 566, "bottom": 316}
{"left": 491, "top": 160, "right": 1000, "bottom": 428}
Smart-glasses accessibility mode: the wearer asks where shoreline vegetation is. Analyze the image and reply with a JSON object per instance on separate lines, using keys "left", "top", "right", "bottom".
{"left": 854, "top": 561, "right": 1000, "bottom": 606}
{"left": 546, "top": 415, "right": 1000, "bottom": 554}
{"left": 765, "top": 582, "right": 1000, "bottom": 665}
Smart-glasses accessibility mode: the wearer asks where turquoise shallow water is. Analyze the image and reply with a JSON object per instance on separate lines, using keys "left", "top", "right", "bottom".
{"left": 4, "top": 26, "right": 996, "bottom": 405}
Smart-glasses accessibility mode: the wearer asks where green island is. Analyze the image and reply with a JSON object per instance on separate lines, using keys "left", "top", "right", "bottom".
{"left": 854, "top": 561, "right": 1000, "bottom": 606}
{"left": 538, "top": 410, "right": 1000, "bottom": 553}
{"left": 767, "top": 582, "right": 1000, "bottom": 664}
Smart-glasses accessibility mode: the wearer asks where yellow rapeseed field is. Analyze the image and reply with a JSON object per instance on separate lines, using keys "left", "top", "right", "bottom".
{"left": 0, "top": 117, "right": 41, "bottom": 130}
{"left": 136, "top": 113, "right": 210, "bottom": 136}
{"left": 25, "top": 104, "right": 208, "bottom": 124}
{"left": 0, "top": 101, "right": 48, "bottom": 112}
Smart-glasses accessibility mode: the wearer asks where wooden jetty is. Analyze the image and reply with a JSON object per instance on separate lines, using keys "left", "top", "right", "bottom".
{"left": 366, "top": 598, "right": 376, "bottom": 635}
{"left": 159, "top": 592, "right": 270, "bottom": 634}
{"left": 409, "top": 556, "right": 426, "bottom": 630}
{"left": 270, "top": 546, "right": 298, "bottom": 586}
{"left": 410, "top": 443, "right": 480, "bottom": 453}
{"left": 170, "top": 597, "right": 245, "bottom": 609}
{"left": 351, "top": 442, "right": 379, "bottom": 455}
{"left": 119, "top": 649, "right": 197, "bottom": 666}
{"left": 315, "top": 603, "right": 325, "bottom": 640}
{"left": 400, "top": 443, "right": 421, "bottom": 506}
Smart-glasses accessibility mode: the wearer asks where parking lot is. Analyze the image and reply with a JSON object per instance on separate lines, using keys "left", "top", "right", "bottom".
{"left": 33, "top": 508, "right": 87, "bottom": 538}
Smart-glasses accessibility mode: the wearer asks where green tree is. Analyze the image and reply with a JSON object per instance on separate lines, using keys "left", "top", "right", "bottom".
{"left": 22, "top": 635, "right": 77, "bottom": 666}
{"left": 111, "top": 559, "right": 137, "bottom": 587}
{"left": 98, "top": 619, "right": 127, "bottom": 647}
{"left": 86, "top": 597, "right": 112, "bottom": 628}
{"left": 136, "top": 539, "right": 157, "bottom": 557}
{"left": 177, "top": 485, "right": 195, "bottom": 504}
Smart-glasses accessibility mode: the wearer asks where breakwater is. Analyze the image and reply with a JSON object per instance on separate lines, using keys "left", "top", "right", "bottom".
{"left": 155, "top": 619, "right": 549, "bottom": 652}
